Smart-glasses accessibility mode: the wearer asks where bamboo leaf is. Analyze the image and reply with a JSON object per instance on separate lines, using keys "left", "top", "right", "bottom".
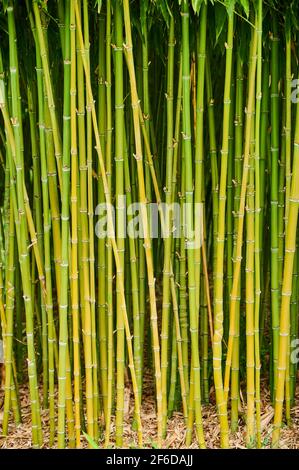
{"left": 289, "top": 2, "right": 299, "bottom": 31}
{"left": 140, "top": 0, "right": 149, "bottom": 37}
{"left": 215, "top": 2, "right": 227, "bottom": 44}
{"left": 192, "top": 0, "right": 204, "bottom": 14}
{"left": 1, "top": 0, "right": 9, "bottom": 13}
{"left": 157, "top": 0, "right": 172, "bottom": 27}
{"left": 239, "top": 0, "right": 249, "bottom": 17}
{"left": 37, "top": 0, "right": 48, "bottom": 9}
{"left": 94, "top": 0, "right": 102, "bottom": 14}
{"left": 225, "top": 0, "right": 235, "bottom": 16}
{"left": 83, "top": 432, "right": 99, "bottom": 449}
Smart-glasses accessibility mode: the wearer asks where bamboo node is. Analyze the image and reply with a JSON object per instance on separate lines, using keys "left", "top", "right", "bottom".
{"left": 282, "top": 291, "right": 292, "bottom": 297}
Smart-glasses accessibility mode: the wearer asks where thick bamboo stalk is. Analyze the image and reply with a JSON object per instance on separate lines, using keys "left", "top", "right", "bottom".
{"left": 122, "top": 0, "right": 162, "bottom": 446}
{"left": 213, "top": 7, "right": 234, "bottom": 449}
{"left": 272, "top": 72, "right": 299, "bottom": 449}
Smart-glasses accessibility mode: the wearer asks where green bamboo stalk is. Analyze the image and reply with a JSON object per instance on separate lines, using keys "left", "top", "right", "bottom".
{"left": 123, "top": 0, "right": 163, "bottom": 446}
{"left": 181, "top": 0, "right": 205, "bottom": 448}
{"left": 272, "top": 71, "right": 299, "bottom": 449}
{"left": 224, "top": 12, "right": 258, "bottom": 411}
{"left": 104, "top": 0, "right": 114, "bottom": 446}
{"left": 200, "top": 221, "right": 209, "bottom": 404}
{"left": 245, "top": 87, "right": 255, "bottom": 446}
{"left": 97, "top": 8, "right": 108, "bottom": 424}
{"left": 207, "top": 52, "right": 219, "bottom": 252}
{"left": 230, "top": 50, "right": 243, "bottom": 432}
{"left": 171, "top": 58, "right": 189, "bottom": 399}
{"left": 281, "top": 16, "right": 297, "bottom": 418}
{"left": 290, "top": 243, "right": 298, "bottom": 402}
{"left": 123, "top": 127, "right": 141, "bottom": 420}
{"left": 259, "top": 52, "right": 270, "bottom": 349}
{"left": 82, "top": 0, "right": 99, "bottom": 440}
{"left": 285, "top": 17, "right": 292, "bottom": 225}
{"left": 2, "top": 189, "right": 16, "bottom": 436}
{"left": 69, "top": 1, "right": 81, "bottom": 447}
{"left": 32, "top": 0, "right": 62, "bottom": 187}
{"left": 270, "top": 16, "right": 280, "bottom": 397}
{"left": 284, "top": 17, "right": 293, "bottom": 417}
{"left": 195, "top": 3, "right": 208, "bottom": 406}
{"left": 161, "top": 13, "right": 175, "bottom": 436}
{"left": 114, "top": 0, "right": 125, "bottom": 447}
{"left": 225, "top": 88, "right": 235, "bottom": 345}
{"left": 213, "top": 5, "right": 234, "bottom": 448}
{"left": 254, "top": 0, "right": 263, "bottom": 448}
{"left": 57, "top": 0, "right": 71, "bottom": 447}
{"left": 37, "top": 73, "right": 56, "bottom": 446}
{"left": 27, "top": 83, "right": 48, "bottom": 409}
{"left": 140, "top": 2, "right": 153, "bottom": 225}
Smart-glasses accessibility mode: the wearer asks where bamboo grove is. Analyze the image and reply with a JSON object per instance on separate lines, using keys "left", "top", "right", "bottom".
{"left": 0, "top": 0, "right": 299, "bottom": 449}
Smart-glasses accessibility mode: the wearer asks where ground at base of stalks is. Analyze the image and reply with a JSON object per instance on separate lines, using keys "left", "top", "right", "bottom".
{"left": 1, "top": 372, "right": 299, "bottom": 449}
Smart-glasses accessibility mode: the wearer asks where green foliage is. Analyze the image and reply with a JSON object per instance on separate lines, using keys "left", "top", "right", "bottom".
{"left": 228, "top": 1, "right": 236, "bottom": 16}
{"left": 140, "top": 0, "right": 149, "bottom": 37}
{"left": 83, "top": 432, "right": 99, "bottom": 449}
{"left": 287, "top": 2, "right": 299, "bottom": 32}
{"left": 36, "top": 0, "right": 48, "bottom": 10}
{"left": 156, "top": 0, "right": 172, "bottom": 27}
{"left": 1, "top": 0, "right": 9, "bottom": 13}
{"left": 95, "top": 0, "right": 102, "bottom": 14}
{"left": 239, "top": 0, "right": 249, "bottom": 17}
{"left": 214, "top": 2, "right": 227, "bottom": 44}
{"left": 191, "top": 0, "right": 205, "bottom": 15}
